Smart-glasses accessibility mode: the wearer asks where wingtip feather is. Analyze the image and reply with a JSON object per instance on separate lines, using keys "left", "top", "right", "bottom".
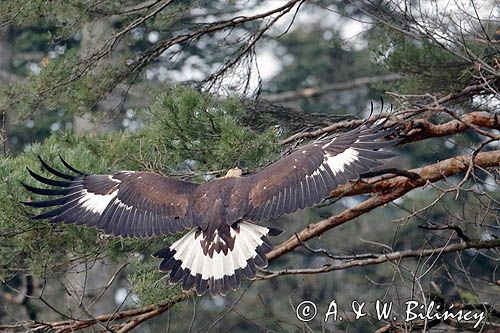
{"left": 37, "top": 155, "right": 76, "bottom": 180}
{"left": 58, "top": 155, "right": 87, "bottom": 175}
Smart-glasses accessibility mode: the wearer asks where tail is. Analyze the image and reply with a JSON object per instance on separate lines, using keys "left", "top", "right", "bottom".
{"left": 153, "top": 221, "right": 282, "bottom": 297}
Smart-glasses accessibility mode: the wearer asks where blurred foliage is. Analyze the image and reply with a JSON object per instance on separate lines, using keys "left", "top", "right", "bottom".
{"left": 1, "top": 1, "right": 92, "bottom": 35}
{"left": 3, "top": 48, "right": 127, "bottom": 119}
{"left": 266, "top": 26, "right": 387, "bottom": 114}
{"left": 369, "top": 29, "right": 474, "bottom": 94}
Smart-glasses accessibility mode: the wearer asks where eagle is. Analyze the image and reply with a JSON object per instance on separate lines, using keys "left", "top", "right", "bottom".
{"left": 22, "top": 120, "right": 399, "bottom": 297}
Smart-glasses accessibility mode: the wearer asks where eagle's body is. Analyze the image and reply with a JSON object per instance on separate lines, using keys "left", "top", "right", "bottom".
{"left": 23, "top": 121, "right": 399, "bottom": 296}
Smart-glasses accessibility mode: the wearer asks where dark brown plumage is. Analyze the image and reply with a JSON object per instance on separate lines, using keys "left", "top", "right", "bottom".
{"left": 23, "top": 120, "right": 399, "bottom": 297}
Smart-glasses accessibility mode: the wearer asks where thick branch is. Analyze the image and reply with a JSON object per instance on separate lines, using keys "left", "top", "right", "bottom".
{"left": 400, "top": 111, "right": 500, "bottom": 143}
{"left": 281, "top": 111, "right": 500, "bottom": 144}
{"left": 267, "top": 150, "right": 500, "bottom": 261}
{"left": 331, "top": 150, "right": 500, "bottom": 198}
{"left": 280, "top": 79, "right": 499, "bottom": 145}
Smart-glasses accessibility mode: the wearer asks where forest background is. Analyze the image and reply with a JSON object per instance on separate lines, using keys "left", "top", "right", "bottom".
{"left": 0, "top": 0, "right": 499, "bottom": 332}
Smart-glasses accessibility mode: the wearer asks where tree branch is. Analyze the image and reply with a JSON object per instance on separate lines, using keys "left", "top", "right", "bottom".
{"left": 267, "top": 150, "right": 500, "bottom": 261}
{"left": 259, "top": 238, "right": 500, "bottom": 279}
{"left": 281, "top": 110, "right": 500, "bottom": 145}
{"left": 9, "top": 292, "right": 193, "bottom": 333}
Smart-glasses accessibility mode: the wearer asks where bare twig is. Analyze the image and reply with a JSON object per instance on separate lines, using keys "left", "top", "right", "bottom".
{"left": 259, "top": 239, "right": 500, "bottom": 279}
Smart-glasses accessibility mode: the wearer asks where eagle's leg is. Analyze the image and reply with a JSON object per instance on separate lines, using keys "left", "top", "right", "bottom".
{"left": 153, "top": 222, "right": 282, "bottom": 297}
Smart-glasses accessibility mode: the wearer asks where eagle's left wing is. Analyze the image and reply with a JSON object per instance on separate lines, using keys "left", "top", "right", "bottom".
{"left": 242, "top": 122, "right": 399, "bottom": 222}
{"left": 22, "top": 157, "right": 198, "bottom": 237}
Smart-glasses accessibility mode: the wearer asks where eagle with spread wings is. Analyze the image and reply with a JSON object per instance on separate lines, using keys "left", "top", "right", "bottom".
{"left": 23, "top": 120, "right": 399, "bottom": 297}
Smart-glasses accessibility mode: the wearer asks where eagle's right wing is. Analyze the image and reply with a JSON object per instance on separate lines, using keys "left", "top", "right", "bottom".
{"left": 242, "top": 122, "right": 400, "bottom": 222}
{"left": 22, "top": 157, "right": 198, "bottom": 238}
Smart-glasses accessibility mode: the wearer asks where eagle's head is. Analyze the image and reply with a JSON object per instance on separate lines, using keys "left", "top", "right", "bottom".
{"left": 224, "top": 167, "right": 242, "bottom": 178}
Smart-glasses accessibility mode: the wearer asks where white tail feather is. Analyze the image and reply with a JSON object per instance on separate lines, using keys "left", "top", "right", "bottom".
{"left": 171, "top": 222, "right": 267, "bottom": 278}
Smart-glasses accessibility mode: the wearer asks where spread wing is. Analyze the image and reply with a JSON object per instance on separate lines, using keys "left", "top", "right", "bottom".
{"left": 243, "top": 122, "right": 399, "bottom": 221}
{"left": 22, "top": 156, "right": 198, "bottom": 238}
